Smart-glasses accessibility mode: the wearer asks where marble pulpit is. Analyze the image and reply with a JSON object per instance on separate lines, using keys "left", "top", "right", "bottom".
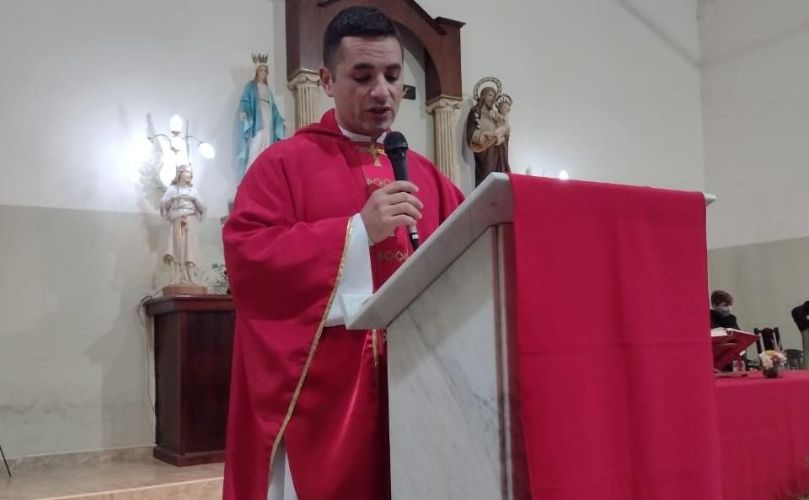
{"left": 348, "top": 173, "right": 526, "bottom": 499}
{"left": 347, "top": 173, "right": 716, "bottom": 500}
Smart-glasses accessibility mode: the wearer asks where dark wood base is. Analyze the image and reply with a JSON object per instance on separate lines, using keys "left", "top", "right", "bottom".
{"left": 161, "top": 284, "right": 208, "bottom": 296}
{"left": 153, "top": 446, "right": 225, "bottom": 467}
{"left": 145, "top": 295, "right": 235, "bottom": 467}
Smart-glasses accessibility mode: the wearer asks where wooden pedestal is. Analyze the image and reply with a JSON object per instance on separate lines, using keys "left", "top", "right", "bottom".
{"left": 144, "top": 295, "right": 235, "bottom": 466}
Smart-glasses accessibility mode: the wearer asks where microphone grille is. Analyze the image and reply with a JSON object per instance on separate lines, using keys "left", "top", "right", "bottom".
{"left": 383, "top": 131, "right": 408, "bottom": 154}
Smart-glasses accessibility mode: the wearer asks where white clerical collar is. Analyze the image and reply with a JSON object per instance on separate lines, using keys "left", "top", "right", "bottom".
{"left": 338, "top": 124, "right": 387, "bottom": 144}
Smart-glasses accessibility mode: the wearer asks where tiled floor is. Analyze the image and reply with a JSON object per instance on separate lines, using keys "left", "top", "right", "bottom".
{"left": 0, "top": 448, "right": 222, "bottom": 500}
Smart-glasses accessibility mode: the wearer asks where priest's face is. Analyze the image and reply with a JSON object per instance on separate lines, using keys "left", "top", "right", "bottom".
{"left": 320, "top": 36, "right": 404, "bottom": 138}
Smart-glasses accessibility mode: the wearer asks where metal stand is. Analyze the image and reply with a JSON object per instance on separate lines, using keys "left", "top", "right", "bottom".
{"left": 0, "top": 444, "right": 10, "bottom": 477}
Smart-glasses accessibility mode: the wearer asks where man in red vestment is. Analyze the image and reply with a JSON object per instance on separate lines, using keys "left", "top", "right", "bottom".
{"left": 222, "top": 7, "right": 464, "bottom": 500}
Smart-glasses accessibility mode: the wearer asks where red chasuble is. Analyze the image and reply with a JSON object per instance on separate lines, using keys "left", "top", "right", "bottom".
{"left": 222, "top": 110, "right": 463, "bottom": 500}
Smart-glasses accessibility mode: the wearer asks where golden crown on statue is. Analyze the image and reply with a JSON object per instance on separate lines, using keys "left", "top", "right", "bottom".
{"left": 251, "top": 53, "right": 269, "bottom": 65}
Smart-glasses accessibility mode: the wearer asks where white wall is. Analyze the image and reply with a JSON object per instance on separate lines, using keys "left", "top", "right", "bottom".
{"left": 0, "top": 0, "right": 287, "bottom": 457}
{"left": 701, "top": 0, "right": 809, "bottom": 249}
{"left": 422, "top": 0, "right": 705, "bottom": 191}
{"left": 0, "top": 0, "right": 705, "bottom": 458}
{"left": 0, "top": 0, "right": 292, "bottom": 216}
{"left": 700, "top": 0, "right": 809, "bottom": 345}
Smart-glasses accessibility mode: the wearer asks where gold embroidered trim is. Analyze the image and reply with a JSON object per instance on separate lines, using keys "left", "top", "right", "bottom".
{"left": 371, "top": 329, "right": 379, "bottom": 368}
{"left": 366, "top": 177, "right": 393, "bottom": 187}
{"left": 376, "top": 249, "right": 408, "bottom": 262}
{"left": 360, "top": 143, "right": 386, "bottom": 166}
{"left": 269, "top": 217, "right": 354, "bottom": 470}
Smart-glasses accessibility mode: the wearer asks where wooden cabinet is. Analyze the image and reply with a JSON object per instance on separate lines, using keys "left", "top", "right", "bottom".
{"left": 144, "top": 295, "right": 235, "bottom": 466}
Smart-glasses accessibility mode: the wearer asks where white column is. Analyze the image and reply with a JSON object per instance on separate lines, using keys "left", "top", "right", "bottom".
{"left": 426, "top": 96, "right": 463, "bottom": 185}
{"left": 287, "top": 69, "right": 321, "bottom": 131}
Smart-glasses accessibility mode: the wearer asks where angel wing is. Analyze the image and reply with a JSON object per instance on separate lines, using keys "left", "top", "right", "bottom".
{"left": 139, "top": 155, "right": 167, "bottom": 211}
{"left": 140, "top": 113, "right": 167, "bottom": 211}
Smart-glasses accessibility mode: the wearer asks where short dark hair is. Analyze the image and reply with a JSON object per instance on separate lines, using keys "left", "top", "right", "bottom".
{"left": 711, "top": 290, "right": 733, "bottom": 307}
{"left": 323, "top": 6, "right": 401, "bottom": 71}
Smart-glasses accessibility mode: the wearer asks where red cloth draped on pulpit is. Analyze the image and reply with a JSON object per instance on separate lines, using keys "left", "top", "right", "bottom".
{"left": 510, "top": 175, "right": 723, "bottom": 499}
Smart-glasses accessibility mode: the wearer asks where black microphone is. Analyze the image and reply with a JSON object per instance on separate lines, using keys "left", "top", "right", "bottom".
{"left": 383, "top": 132, "right": 420, "bottom": 251}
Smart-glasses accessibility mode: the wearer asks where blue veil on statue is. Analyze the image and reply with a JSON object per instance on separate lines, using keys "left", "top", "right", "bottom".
{"left": 236, "top": 53, "right": 285, "bottom": 180}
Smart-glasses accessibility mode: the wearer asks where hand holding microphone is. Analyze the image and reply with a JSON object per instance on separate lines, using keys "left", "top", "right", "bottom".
{"left": 360, "top": 181, "right": 422, "bottom": 245}
{"left": 359, "top": 132, "right": 422, "bottom": 249}
{"left": 384, "top": 132, "right": 421, "bottom": 250}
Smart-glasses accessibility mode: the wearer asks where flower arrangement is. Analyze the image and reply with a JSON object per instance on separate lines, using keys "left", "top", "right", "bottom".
{"left": 759, "top": 350, "right": 787, "bottom": 378}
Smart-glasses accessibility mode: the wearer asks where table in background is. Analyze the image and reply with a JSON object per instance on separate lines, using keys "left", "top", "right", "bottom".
{"left": 716, "top": 370, "right": 809, "bottom": 500}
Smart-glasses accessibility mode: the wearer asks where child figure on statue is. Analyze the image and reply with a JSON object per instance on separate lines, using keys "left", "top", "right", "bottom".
{"left": 492, "top": 94, "right": 512, "bottom": 146}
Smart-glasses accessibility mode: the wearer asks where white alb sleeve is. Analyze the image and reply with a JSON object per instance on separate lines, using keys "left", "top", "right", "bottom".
{"left": 324, "top": 213, "right": 373, "bottom": 327}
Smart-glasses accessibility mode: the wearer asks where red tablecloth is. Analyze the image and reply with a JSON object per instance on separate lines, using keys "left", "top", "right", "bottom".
{"left": 716, "top": 370, "right": 809, "bottom": 500}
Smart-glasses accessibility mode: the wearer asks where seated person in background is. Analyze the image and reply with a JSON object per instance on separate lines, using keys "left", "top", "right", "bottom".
{"left": 711, "top": 290, "right": 744, "bottom": 371}
{"left": 791, "top": 301, "right": 809, "bottom": 369}
{"left": 710, "top": 290, "right": 740, "bottom": 330}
